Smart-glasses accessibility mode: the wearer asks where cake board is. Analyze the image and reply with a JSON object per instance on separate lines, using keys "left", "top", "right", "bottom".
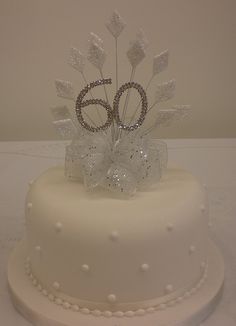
{"left": 8, "top": 239, "right": 224, "bottom": 326}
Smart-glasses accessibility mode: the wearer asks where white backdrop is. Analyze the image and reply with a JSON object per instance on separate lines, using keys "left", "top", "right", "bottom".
{"left": 0, "top": 0, "right": 236, "bottom": 140}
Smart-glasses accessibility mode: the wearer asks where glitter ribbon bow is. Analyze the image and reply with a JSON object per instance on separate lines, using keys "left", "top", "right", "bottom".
{"left": 65, "top": 132, "right": 167, "bottom": 195}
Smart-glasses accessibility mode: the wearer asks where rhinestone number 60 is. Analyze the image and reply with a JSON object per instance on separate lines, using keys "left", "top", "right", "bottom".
{"left": 75, "top": 79, "right": 148, "bottom": 132}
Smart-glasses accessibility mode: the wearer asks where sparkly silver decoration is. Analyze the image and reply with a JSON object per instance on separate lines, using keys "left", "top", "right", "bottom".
{"left": 68, "top": 47, "right": 86, "bottom": 73}
{"left": 103, "top": 163, "right": 137, "bottom": 195}
{"left": 153, "top": 50, "right": 169, "bottom": 75}
{"left": 65, "top": 133, "right": 110, "bottom": 186}
{"left": 136, "top": 28, "right": 149, "bottom": 50}
{"left": 155, "top": 105, "right": 191, "bottom": 127}
{"left": 55, "top": 79, "right": 75, "bottom": 100}
{"left": 65, "top": 132, "right": 167, "bottom": 195}
{"left": 172, "top": 105, "right": 191, "bottom": 120}
{"left": 87, "top": 41, "right": 106, "bottom": 70}
{"left": 113, "top": 82, "right": 148, "bottom": 131}
{"left": 155, "top": 79, "right": 176, "bottom": 103}
{"left": 50, "top": 105, "right": 71, "bottom": 120}
{"left": 88, "top": 32, "right": 104, "bottom": 48}
{"left": 75, "top": 78, "right": 113, "bottom": 132}
{"left": 114, "top": 133, "right": 165, "bottom": 189}
{"left": 52, "top": 119, "right": 77, "bottom": 140}
{"left": 106, "top": 10, "right": 126, "bottom": 38}
{"left": 51, "top": 11, "right": 191, "bottom": 196}
{"left": 127, "top": 39, "right": 146, "bottom": 68}
{"left": 155, "top": 109, "right": 178, "bottom": 127}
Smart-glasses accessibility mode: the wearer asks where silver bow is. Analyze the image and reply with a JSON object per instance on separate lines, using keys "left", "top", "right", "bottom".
{"left": 65, "top": 132, "right": 167, "bottom": 195}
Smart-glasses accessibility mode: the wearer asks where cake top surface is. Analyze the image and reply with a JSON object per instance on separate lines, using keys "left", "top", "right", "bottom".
{"left": 32, "top": 166, "right": 201, "bottom": 205}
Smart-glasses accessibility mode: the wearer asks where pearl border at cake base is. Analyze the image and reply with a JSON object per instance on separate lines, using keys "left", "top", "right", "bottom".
{"left": 8, "top": 239, "right": 224, "bottom": 326}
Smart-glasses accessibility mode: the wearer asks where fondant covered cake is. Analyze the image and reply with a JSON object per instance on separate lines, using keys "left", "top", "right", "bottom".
{"left": 24, "top": 166, "right": 209, "bottom": 315}
{"left": 8, "top": 10, "right": 224, "bottom": 326}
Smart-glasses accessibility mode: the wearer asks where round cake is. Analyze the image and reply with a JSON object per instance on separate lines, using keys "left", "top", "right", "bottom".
{"left": 24, "top": 166, "right": 209, "bottom": 314}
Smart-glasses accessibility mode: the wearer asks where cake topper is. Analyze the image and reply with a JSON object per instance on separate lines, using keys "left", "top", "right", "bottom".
{"left": 51, "top": 10, "right": 190, "bottom": 195}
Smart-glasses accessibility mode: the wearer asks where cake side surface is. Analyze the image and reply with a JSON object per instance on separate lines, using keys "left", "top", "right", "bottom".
{"left": 25, "top": 166, "right": 208, "bottom": 311}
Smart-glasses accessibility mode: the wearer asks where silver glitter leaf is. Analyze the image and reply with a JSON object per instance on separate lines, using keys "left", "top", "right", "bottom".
{"left": 88, "top": 32, "right": 104, "bottom": 49}
{"left": 127, "top": 39, "right": 146, "bottom": 68}
{"left": 155, "top": 109, "right": 177, "bottom": 127}
{"left": 55, "top": 79, "right": 75, "bottom": 100}
{"left": 52, "top": 119, "right": 77, "bottom": 139}
{"left": 50, "top": 105, "right": 71, "bottom": 120}
{"left": 68, "top": 47, "right": 86, "bottom": 73}
{"left": 106, "top": 10, "right": 126, "bottom": 38}
{"left": 172, "top": 105, "right": 191, "bottom": 120}
{"left": 155, "top": 79, "right": 176, "bottom": 103}
{"left": 153, "top": 105, "right": 190, "bottom": 128}
{"left": 153, "top": 50, "right": 169, "bottom": 75}
{"left": 87, "top": 41, "right": 106, "bottom": 70}
{"left": 136, "top": 28, "right": 149, "bottom": 50}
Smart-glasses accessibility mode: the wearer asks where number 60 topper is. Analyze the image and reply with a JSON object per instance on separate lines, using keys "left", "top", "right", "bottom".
{"left": 75, "top": 78, "right": 148, "bottom": 132}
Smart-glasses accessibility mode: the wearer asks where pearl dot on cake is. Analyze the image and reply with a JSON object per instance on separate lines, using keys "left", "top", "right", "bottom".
{"left": 136, "top": 309, "right": 145, "bottom": 316}
{"left": 159, "top": 303, "right": 167, "bottom": 310}
{"left": 35, "top": 245, "right": 41, "bottom": 252}
{"left": 81, "top": 307, "right": 90, "bottom": 314}
{"left": 55, "top": 298, "right": 62, "bottom": 305}
{"left": 28, "top": 179, "right": 34, "bottom": 186}
{"left": 107, "top": 294, "right": 117, "bottom": 303}
{"left": 165, "top": 284, "right": 173, "bottom": 293}
{"left": 63, "top": 301, "right": 71, "bottom": 309}
{"left": 166, "top": 223, "right": 174, "bottom": 231}
{"left": 141, "top": 263, "right": 150, "bottom": 272}
{"left": 55, "top": 222, "right": 62, "bottom": 232}
{"left": 200, "top": 205, "right": 206, "bottom": 213}
{"left": 27, "top": 202, "right": 33, "bottom": 211}
{"left": 48, "top": 294, "right": 54, "bottom": 301}
{"left": 53, "top": 281, "right": 60, "bottom": 291}
{"left": 189, "top": 245, "right": 196, "bottom": 254}
{"left": 92, "top": 309, "right": 102, "bottom": 316}
{"left": 109, "top": 230, "right": 119, "bottom": 241}
{"left": 81, "top": 264, "right": 90, "bottom": 272}
{"left": 72, "top": 304, "right": 79, "bottom": 312}
{"left": 125, "top": 310, "right": 135, "bottom": 317}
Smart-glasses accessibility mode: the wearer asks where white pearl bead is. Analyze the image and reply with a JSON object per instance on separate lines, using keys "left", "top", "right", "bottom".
{"left": 107, "top": 294, "right": 117, "bottom": 303}
{"left": 165, "top": 284, "right": 173, "bottom": 293}
{"left": 81, "top": 264, "right": 90, "bottom": 272}
{"left": 166, "top": 223, "right": 174, "bottom": 231}
{"left": 189, "top": 245, "right": 196, "bottom": 254}
{"left": 53, "top": 281, "right": 60, "bottom": 290}
{"left": 27, "top": 202, "right": 33, "bottom": 210}
{"left": 200, "top": 205, "right": 206, "bottom": 213}
{"left": 55, "top": 222, "right": 62, "bottom": 232}
{"left": 110, "top": 231, "right": 119, "bottom": 241}
{"left": 35, "top": 245, "right": 41, "bottom": 252}
{"left": 141, "top": 263, "right": 150, "bottom": 272}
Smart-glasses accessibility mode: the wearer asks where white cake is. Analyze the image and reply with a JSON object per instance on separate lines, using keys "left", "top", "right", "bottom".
{"left": 7, "top": 12, "right": 224, "bottom": 323}
{"left": 23, "top": 166, "right": 209, "bottom": 315}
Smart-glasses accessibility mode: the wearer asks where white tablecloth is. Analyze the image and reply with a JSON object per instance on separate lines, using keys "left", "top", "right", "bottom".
{"left": 0, "top": 139, "right": 236, "bottom": 326}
